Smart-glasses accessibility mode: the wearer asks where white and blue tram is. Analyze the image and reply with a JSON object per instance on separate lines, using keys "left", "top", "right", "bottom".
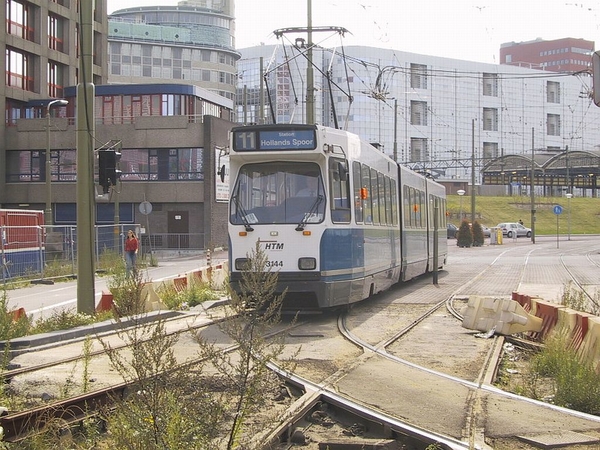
{"left": 228, "top": 124, "right": 447, "bottom": 309}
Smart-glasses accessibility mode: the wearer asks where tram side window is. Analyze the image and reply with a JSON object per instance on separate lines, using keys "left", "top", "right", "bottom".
{"left": 378, "top": 172, "right": 387, "bottom": 225}
{"left": 403, "top": 185, "right": 411, "bottom": 228}
{"left": 362, "top": 165, "right": 373, "bottom": 224}
{"left": 415, "top": 189, "right": 424, "bottom": 228}
{"left": 371, "top": 168, "right": 380, "bottom": 225}
{"left": 353, "top": 161, "right": 363, "bottom": 223}
{"left": 329, "top": 158, "right": 350, "bottom": 223}
{"left": 391, "top": 179, "right": 398, "bottom": 226}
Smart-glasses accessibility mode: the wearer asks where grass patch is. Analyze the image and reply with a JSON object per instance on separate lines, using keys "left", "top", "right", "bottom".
{"left": 157, "top": 277, "right": 223, "bottom": 310}
{"left": 446, "top": 194, "right": 600, "bottom": 235}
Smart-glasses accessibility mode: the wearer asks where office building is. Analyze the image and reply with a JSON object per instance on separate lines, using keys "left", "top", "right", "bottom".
{"left": 500, "top": 37, "right": 593, "bottom": 73}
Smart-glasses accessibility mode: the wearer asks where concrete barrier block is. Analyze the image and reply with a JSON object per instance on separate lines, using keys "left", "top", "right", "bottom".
{"left": 578, "top": 317, "right": 600, "bottom": 369}
{"left": 141, "top": 282, "right": 167, "bottom": 312}
{"left": 461, "top": 295, "right": 543, "bottom": 335}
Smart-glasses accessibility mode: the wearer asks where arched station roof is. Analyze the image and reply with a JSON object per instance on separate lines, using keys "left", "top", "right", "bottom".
{"left": 482, "top": 149, "right": 600, "bottom": 191}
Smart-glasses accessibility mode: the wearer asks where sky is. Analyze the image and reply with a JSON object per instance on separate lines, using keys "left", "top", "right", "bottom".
{"left": 106, "top": 0, "right": 600, "bottom": 64}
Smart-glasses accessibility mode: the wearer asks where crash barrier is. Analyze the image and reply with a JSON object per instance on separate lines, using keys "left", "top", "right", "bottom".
{"left": 463, "top": 292, "right": 600, "bottom": 370}
{"left": 461, "top": 296, "right": 543, "bottom": 336}
{"left": 95, "top": 261, "right": 229, "bottom": 313}
{"left": 512, "top": 292, "right": 600, "bottom": 370}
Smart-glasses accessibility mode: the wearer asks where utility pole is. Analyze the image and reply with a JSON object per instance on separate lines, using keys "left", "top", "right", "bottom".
{"left": 530, "top": 127, "right": 536, "bottom": 244}
{"left": 393, "top": 98, "right": 398, "bottom": 162}
{"left": 76, "top": 0, "right": 96, "bottom": 314}
{"left": 306, "top": 0, "right": 315, "bottom": 124}
{"left": 471, "top": 119, "right": 476, "bottom": 226}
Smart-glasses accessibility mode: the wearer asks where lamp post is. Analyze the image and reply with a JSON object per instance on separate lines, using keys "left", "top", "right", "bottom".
{"left": 566, "top": 193, "right": 573, "bottom": 241}
{"left": 45, "top": 99, "right": 69, "bottom": 226}
{"left": 457, "top": 189, "right": 465, "bottom": 221}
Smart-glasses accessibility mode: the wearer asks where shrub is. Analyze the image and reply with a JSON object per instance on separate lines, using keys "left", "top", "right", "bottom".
{"left": 472, "top": 221, "right": 485, "bottom": 246}
{"left": 457, "top": 220, "right": 473, "bottom": 248}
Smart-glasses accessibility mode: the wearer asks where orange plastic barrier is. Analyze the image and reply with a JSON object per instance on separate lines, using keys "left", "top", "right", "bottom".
{"left": 96, "top": 291, "right": 114, "bottom": 313}
{"left": 10, "top": 307, "right": 26, "bottom": 321}
{"left": 512, "top": 292, "right": 532, "bottom": 312}
{"left": 173, "top": 276, "right": 187, "bottom": 292}
{"left": 571, "top": 311, "right": 594, "bottom": 351}
{"left": 529, "top": 299, "right": 563, "bottom": 341}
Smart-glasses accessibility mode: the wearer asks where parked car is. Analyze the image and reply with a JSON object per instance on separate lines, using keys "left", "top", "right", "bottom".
{"left": 447, "top": 223, "right": 458, "bottom": 239}
{"left": 496, "top": 222, "right": 532, "bottom": 238}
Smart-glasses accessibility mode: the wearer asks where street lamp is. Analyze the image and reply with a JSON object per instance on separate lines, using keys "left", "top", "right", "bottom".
{"left": 457, "top": 189, "right": 465, "bottom": 221}
{"left": 45, "top": 99, "right": 69, "bottom": 226}
{"left": 566, "top": 193, "right": 573, "bottom": 241}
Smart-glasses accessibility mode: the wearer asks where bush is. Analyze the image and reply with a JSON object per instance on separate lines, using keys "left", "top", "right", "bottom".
{"left": 472, "top": 221, "right": 485, "bottom": 246}
{"left": 457, "top": 220, "right": 473, "bottom": 248}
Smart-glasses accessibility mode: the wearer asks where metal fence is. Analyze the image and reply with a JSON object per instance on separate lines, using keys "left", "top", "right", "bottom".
{"left": 1, "top": 224, "right": 205, "bottom": 283}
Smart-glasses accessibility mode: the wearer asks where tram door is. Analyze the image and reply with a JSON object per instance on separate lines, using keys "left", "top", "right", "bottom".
{"left": 168, "top": 211, "right": 189, "bottom": 249}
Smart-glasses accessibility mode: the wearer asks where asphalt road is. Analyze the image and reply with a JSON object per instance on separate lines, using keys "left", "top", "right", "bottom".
{"left": 4, "top": 250, "right": 228, "bottom": 321}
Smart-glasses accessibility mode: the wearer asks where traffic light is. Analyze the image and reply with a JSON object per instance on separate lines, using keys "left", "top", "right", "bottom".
{"left": 98, "top": 150, "right": 122, "bottom": 193}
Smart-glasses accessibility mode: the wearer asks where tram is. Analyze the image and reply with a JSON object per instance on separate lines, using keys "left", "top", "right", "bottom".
{"left": 228, "top": 124, "right": 447, "bottom": 309}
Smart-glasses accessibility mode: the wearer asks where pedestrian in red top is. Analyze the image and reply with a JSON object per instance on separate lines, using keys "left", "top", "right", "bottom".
{"left": 124, "top": 229, "right": 139, "bottom": 277}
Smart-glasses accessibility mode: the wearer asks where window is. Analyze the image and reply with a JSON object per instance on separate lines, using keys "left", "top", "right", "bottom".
{"left": 547, "top": 114, "right": 561, "bottom": 136}
{"left": 7, "top": 0, "right": 34, "bottom": 41}
{"left": 362, "top": 164, "right": 373, "bottom": 224}
{"left": 410, "top": 138, "right": 428, "bottom": 162}
{"left": 482, "top": 142, "right": 499, "bottom": 160}
{"left": 483, "top": 108, "right": 498, "bottom": 131}
{"left": 410, "top": 63, "right": 427, "bottom": 89}
{"left": 483, "top": 73, "right": 498, "bottom": 97}
{"left": 411, "top": 101, "right": 428, "bottom": 126}
{"left": 48, "top": 14, "right": 65, "bottom": 52}
{"left": 329, "top": 158, "right": 350, "bottom": 223}
{"left": 6, "top": 47, "right": 34, "bottom": 91}
{"left": 48, "top": 60, "right": 66, "bottom": 97}
{"left": 547, "top": 81, "right": 561, "bottom": 103}
{"left": 6, "top": 148, "right": 204, "bottom": 183}
{"left": 352, "top": 161, "right": 363, "bottom": 223}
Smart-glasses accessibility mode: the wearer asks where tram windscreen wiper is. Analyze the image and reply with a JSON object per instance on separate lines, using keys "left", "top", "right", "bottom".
{"left": 295, "top": 195, "right": 323, "bottom": 231}
{"left": 232, "top": 195, "right": 254, "bottom": 232}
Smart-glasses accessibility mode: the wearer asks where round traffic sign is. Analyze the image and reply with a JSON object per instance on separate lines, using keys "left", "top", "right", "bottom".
{"left": 553, "top": 205, "right": 563, "bottom": 215}
{"left": 139, "top": 201, "right": 153, "bottom": 215}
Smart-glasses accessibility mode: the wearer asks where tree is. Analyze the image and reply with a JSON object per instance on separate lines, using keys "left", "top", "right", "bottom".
{"left": 457, "top": 219, "right": 473, "bottom": 248}
{"left": 195, "top": 240, "right": 297, "bottom": 449}
{"left": 472, "top": 221, "right": 485, "bottom": 247}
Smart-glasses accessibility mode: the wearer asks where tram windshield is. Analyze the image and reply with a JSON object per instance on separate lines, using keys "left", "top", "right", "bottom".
{"left": 230, "top": 162, "right": 325, "bottom": 225}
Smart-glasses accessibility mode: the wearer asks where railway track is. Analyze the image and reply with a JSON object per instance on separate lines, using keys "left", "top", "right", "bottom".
{"left": 3, "top": 237, "right": 600, "bottom": 448}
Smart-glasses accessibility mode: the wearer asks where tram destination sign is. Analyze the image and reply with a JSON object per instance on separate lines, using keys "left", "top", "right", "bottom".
{"left": 233, "top": 129, "right": 316, "bottom": 151}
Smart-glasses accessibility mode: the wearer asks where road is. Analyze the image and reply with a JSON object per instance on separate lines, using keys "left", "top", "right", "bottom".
{"left": 4, "top": 250, "right": 228, "bottom": 321}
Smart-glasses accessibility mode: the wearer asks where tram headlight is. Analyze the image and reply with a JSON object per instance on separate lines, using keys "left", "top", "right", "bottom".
{"left": 235, "top": 258, "right": 250, "bottom": 270}
{"left": 298, "top": 257, "right": 316, "bottom": 270}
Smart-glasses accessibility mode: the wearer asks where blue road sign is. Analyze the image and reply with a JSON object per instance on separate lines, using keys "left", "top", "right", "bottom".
{"left": 553, "top": 205, "right": 563, "bottom": 215}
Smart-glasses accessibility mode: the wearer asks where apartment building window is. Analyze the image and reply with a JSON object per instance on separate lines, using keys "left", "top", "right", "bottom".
{"left": 411, "top": 101, "right": 428, "bottom": 126}
{"left": 48, "top": 14, "right": 65, "bottom": 52}
{"left": 48, "top": 60, "right": 66, "bottom": 97}
{"left": 6, "top": 0, "right": 34, "bottom": 41}
{"left": 410, "top": 138, "right": 429, "bottom": 162}
{"left": 547, "top": 114, "right": 561, "bottom": 136}
{"left": 483, "top": 73, "right": 498, "bottom": 97}
{"left": 410, "top": 63, "right": 427, "bottom": 89}
{"left": 547, "top": 81, "right": 561, "bottom": 103}
{"left": 482, "top": 108, "right": 498, "bottom": 131}
{"left": 6, "top": 47, "right": 34, "bottom": 91}
{"left": 482, "top": 142, "right": 499, "bottom": 160}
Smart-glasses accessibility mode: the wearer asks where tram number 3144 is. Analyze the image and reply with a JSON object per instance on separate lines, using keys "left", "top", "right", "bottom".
{"left": 265, "top": 260, "right": 284, "bottom": 268}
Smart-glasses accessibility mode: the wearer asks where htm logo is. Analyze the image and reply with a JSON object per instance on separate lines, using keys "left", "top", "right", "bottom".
{"left": 263, "top": 242, "right": 284, "bottom": 250}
